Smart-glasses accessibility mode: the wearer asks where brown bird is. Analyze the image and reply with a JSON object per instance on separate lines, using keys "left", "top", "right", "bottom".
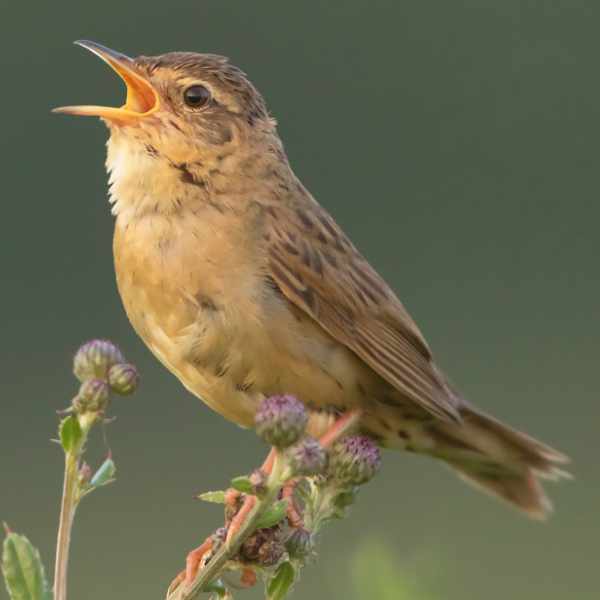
{"left": 55, "top": 41, "right": 568, "bottom": 531}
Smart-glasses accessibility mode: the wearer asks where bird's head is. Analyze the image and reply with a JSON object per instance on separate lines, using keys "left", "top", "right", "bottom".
{"left": 54, "top": 41, "right": 281, "bottom": 212}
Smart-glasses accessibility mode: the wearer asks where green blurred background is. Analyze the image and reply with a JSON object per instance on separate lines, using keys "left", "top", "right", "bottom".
{"left": 1, "top": 1, "right": 598, "bottom": 598}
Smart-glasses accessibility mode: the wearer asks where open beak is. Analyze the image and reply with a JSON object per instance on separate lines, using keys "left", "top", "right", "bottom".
{"left": 52, "top": 40, "right": 159, "bottom": 123}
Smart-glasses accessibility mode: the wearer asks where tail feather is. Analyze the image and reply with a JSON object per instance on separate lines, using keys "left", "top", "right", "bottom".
{"left": 450, "top": 461, "right": 553, "bottom": 520}
{"left": 429, "top": 406, "right": 570, "bottom": 519}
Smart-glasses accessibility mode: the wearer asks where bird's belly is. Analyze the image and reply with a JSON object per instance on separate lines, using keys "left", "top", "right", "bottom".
{"left": 170, "top": 296, "right": 371, "bottom": 429}
{"left": 124, "top": 287, "right": 424, "bottom": 445}
{"left": 114, "top": 218, "right": 372, "bottom": 429}
{"left": 118, "top": 271, "right": 373, "bottom": 429}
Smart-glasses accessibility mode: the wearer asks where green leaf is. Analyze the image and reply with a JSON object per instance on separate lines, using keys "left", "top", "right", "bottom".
{"left": 90, "top": 458, "right": 116, "bottom": 487}
{"left": 230, "top": 476, "right": 254, "bottom": 494}
{"left": 267, "top": 561, "right": 295, "bottom": 600}
{"left": 255, "top": 500, "right": 288, "bottom": 530}
{"left": 202, "top": 579, "right": 227, "bottom": 597}
{"left": 2, "top": 530, "right": 52, "bottom": 600}
{"left": 58, "top": 416, "right": 82, "bottom": 454}
{"left": 196, "top": 491, "right": 226, "bottom": 504}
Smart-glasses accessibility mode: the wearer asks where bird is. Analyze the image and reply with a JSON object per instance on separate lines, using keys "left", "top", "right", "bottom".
{"left": 54, "top": 40, "right": 568, "bottom": 541}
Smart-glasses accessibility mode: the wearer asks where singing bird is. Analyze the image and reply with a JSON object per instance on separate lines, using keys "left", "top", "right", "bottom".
{"left": 55, "top": 41, "right": 568, "bottom": 521}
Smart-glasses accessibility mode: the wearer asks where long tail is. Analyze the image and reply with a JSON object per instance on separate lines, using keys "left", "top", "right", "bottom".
{"left": 427, "top": 406, "right": 570, "bottom": 519}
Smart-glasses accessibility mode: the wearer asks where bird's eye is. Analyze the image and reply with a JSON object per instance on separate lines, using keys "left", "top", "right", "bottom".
{"left": 183, "top": 84, "right": 211, "bottom": 108}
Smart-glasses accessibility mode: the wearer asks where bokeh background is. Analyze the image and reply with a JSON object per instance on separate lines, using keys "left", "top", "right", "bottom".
{"left": 1, "top": 1, "right": 598, "bottom": 598}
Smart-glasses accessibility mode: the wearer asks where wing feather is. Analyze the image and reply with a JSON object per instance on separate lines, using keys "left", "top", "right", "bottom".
{"left": 263, "top": 195, "right": 461, "bottom": 422}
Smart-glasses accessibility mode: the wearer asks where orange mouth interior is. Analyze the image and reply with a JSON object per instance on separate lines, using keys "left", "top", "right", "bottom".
{"left": 53, "top": 40, "right": 159, "bottom": 122}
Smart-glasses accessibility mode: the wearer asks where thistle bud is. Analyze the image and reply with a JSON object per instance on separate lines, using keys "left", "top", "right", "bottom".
{"left": 108, "top": 363, "right": 139, "bottom": 395}
{"left": 73, "top": 339, "right": 125, "bottom": 382}
{"left": 287, "top": 437, "right": 327, "bottom": 476}
{"left": 330, "top": 435, "right": 381, "bottom": 486}
{"left": 240, "top": 527, "right": 284, "bottom": 567}
{"left": 73, "top": 379, "right": 110, "bottom": 414}
{"left": 257, "top": 538, "right": 285, "bottom": 567}
{"left": 255, "top": 395, "right": 308, "bottom": 448}
{"left": 285, "top": 527, "right": 313, "bottom": 560}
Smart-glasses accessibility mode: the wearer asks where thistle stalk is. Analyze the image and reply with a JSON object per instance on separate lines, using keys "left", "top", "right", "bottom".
{"left": 53, "top": 418, "right": 92, "bottom": 600}
{"left": 169, "top": 452, "right": 289, "bottom": 600}
{"left": 167, "top": 400, "right": 379, "bottom": 600}
{"left": 51, "top": 339, "right": 139, "bottom": 600}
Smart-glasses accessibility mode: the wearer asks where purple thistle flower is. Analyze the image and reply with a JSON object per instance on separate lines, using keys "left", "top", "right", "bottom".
{"left": 108, "top": 363, "right": 140, "bottom": 396}
{"left": 73, "top": 339, "right": 125, "bottom": 382}
{"left": 330, "top": 435, "right": 381, "bottom": 486}
{"left": 255, "top": 395, "right": 308, "bottom": 448}
{"left": 240, "top": 527, "right": 285, "bottom": 566}
{"left": 288, "top": 437, "right": 327, "bottom": 476}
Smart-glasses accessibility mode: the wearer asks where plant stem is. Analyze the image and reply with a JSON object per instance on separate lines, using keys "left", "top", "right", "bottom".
{"left": 168, "top": 453, "right": 287, "bottom": 600}
{"left": 53, "top": 418, "right": 92, "bottom": 600}
{"left": 53, "top": 452, "right": 78, "bottom": 600}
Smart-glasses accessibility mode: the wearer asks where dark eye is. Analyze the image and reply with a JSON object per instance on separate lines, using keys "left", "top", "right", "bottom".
{"left": 183, "top": 84, "right": 211, "bottom": 108}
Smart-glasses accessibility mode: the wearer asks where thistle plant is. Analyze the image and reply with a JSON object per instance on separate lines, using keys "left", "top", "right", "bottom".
{"left": 2, "top": 339, "right": 139, "bottom": 600}
{"left": 167, "top": 396, "right": 381, "bottom": 600}
{"left": 2, "top": 345, "right": 383, "bottom": 600}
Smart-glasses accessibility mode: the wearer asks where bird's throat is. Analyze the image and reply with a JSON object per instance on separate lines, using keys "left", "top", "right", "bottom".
{"left": 105, "top": 134, "right": 211, "bottom": 223}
